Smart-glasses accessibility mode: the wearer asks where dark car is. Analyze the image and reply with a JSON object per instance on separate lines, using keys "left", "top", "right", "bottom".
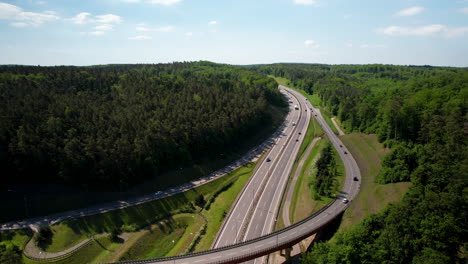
{"left": 296, "top": 139, "right": 299, "bottom": 142}
{"left": 339, "top": 144, "right": 343, "bottom": 147}
{"left": 299, "top": 132, "right": 302, "bottom": 135}
{"left": 344, "top": 151, "right": 348, "bottom": 154}
{"left": 266, "top": 157, "right": 271, "bottom": 162}
{"left": 353, "top": 177, "right": 359, "bottom": 181}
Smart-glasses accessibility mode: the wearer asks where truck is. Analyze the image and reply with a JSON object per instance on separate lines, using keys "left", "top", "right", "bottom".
{"left": 294, "top": 105, "right": 299, "bottom": 110}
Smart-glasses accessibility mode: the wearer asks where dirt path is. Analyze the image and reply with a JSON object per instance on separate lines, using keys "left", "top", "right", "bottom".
{"left": 331, "top": 117, "right": 345, "bottom": 136}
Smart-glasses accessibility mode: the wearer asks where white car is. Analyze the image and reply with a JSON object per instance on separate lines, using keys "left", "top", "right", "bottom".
{"left": 343, "top": 198, "right": 349, "bottom": 203}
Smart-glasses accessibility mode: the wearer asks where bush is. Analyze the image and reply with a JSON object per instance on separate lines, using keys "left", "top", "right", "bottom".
{"left": 34, "top": 227, "right": 53, "bottom": 250}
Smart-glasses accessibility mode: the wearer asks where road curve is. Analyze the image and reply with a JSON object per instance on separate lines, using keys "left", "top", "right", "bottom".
{"left": 106, "top": 85, "right": 361, "bottom": 264}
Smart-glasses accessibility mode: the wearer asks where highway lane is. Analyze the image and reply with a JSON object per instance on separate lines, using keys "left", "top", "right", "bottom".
{"left": 213, "top": 89, "right": 303, "bottom": 247}
{"left": 243, "top": 87, "right": 311, "bottom": 264}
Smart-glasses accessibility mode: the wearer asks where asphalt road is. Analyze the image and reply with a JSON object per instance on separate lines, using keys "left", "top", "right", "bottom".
{"left": 109, "top": 85, "right": 361, "bottom": 264}
{"left": 212, "top": 88, "right": 307, "bottom": 248}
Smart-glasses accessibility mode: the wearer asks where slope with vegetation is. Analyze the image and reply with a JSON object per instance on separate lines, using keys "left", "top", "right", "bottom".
{"left": 0, "top": 61, "right": 286, "bottom": 221}
{"left": 254, "top": 64, "right": 467, "bottom": 263}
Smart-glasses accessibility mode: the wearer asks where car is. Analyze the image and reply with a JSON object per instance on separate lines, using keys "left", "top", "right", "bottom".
{"left": 299, "top": 132, "right": 302, "bottom": 135}
{"left": 343, "top": 198, "right": 349, "bottom": 203}
{"left": 353, "top": 177, "right": 359, "bottom": 181}
{"left": 344, "top": 151, "right": 348, "bottom": 154}
{"left": 315, "top": 114, "right": 317, "bottom": 117}
{"left": 296, "top": 139, "right": 299, "bottom": 142}
{"left": 339, "top": 144, "right": 343, "bottom": 147}
{"left": 266, "top": 157, "right": 271, "bottom": 162}
{"left": 155, "top": 191, "right": 162, "bottom": 195}
{"left": 305, "top": 109, "right": 307, "bottom": 112}
{"left": 292, "top": 122, "right": 296, "bottom": 126}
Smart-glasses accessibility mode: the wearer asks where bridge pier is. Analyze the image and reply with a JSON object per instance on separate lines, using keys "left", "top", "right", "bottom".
{"left": 279, "top": 246, "right": 293, "bottom": 259}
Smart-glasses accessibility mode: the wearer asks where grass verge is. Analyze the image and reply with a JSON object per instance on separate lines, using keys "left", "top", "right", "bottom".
{"left": 328, "top": 133, "right": 411, "bottom": 241}
{"left": 194, "top": 162, "right": 257, "bottom": 251}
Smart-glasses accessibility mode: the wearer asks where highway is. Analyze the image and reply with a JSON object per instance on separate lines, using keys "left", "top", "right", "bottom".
{"left": 109, "top": 85, "right": 361, "bottom": 264}
{"left": 212, "top": 88, "right": 307, "bottom": 248}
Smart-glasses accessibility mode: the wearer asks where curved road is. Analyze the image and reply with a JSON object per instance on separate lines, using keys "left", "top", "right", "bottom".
{"left": 108, "top": 85, "right": 361, "bottom": 264}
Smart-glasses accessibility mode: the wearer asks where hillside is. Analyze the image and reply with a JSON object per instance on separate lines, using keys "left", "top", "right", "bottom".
{"left": 0, "top": 62, "right": 286, "bottom": 220}
{"left": 254, "top": 64, "right": 467, "bottom": 263}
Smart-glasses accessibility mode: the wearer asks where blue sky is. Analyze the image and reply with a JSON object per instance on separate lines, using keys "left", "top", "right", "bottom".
{"left": 0, "top": 0, "right": 467, "bottom": 66}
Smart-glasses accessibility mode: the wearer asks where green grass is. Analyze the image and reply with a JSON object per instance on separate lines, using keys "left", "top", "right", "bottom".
{"left": 45, "top": 224, "right": 88, "bottom": 253}
{"left": 23, "top": 236, "right": 114, "bottom": 264}
{"left": 194, "top": 162, "right": 256, "bottom": 251}
{"left": 16, "top": 162, "right": 256, "bottom": 263}
{"left": 329, "top": 133, "right": 411, "bottom": 241}
{"left": 0, "top": 230, "right": 31, "bottom": 250}
{"left": 119, "top": 222, "right": 184, "bottom": 260}
{"left": 291, "top": 138, "right": 327, "bottom": 223}
{"left": 269, "top": 75, "right": 290, "bottom": 87}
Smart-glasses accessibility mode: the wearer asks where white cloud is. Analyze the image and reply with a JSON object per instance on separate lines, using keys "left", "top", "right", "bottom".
{"left": 304, "top": 40, "right": 319, "bottom": 48}
{"left": 95, "top": 14, "right": 122, "bottom": 24}
{"left": 394, "top": 6, "right": 424, "bottom": 16}
{"left": 10, "top": 22, "right": 29, "bottom": 27}
{"left": 360, "top": 44, "right": 386, "bottom": 49}
{"left": 71, "top": 13, "right": 122, "bottom": 24}
{"left": 129, "top": 35, "right": 152, "bottom": 40}
{"left": 95, "top": 24, "right": 113, "bottom": 31}
{"left": 0, "top": 2, "right": 59, "bottom": 27}
{"left": 185, "top": 31, "right": 193, "bottom": 37}
{"left": 294, "top": 0, "right": 317, "bottom": 6}
{"left": 122, "top": 0, "right": 182, "bottom": 5}
{"left": 82, "top": 31, "right": 105, "bottom": 36}
{"left": 71, "top": 12, "right": 91, "bottom": 24}
{"left": 135, "top": 25, "right": 175, "bottom": 32}
{"left": 155, "top": 25, "right": 175, "bottom": 32}
{"left": 460, "top": 7, "right": 468, "bottom": 14}
{"left": 35, "top": 1, "right": 47, "bottom": 5}
{"left": 208, "top": 20, "right": 217, "bottom": 25}
{"left": 136, "top": 25, "right": 151, "bottom": 31}
{"left": 377, "top": 24, "right": 468, "bottom": 38}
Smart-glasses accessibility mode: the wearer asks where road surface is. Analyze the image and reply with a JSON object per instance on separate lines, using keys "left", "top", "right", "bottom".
{"left": 212, "top": 88, "right": 308, "bottom": 248}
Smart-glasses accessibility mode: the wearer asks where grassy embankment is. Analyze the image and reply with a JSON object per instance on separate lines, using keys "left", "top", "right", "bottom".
{"left": 18, "top": 161, "right": 257, "bottom": 264}
{"left": 327, "top": 133, "right": 411, "bottom": 241}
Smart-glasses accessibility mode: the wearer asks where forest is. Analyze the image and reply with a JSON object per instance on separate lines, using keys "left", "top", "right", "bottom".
{"left": 0, "top": 62, "right": 285, "bottom": 191}
{"left": 251, "top": 64, "right": 467, "bottom": 263}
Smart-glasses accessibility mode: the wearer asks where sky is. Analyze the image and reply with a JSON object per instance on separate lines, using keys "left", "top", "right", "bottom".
{"left": 0, "top": 0, "right": 467, "bottom": 66}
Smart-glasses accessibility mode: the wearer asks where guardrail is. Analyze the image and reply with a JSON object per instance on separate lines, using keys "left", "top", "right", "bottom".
{"left": 104, "top": 199, "right": 338, "bottom": 264}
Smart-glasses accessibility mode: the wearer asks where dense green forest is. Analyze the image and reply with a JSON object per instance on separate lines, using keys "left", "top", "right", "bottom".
{"left": 251, "top": 64, "right": 467, "bottom": 263}
{"left": 0, "top": 62, "right": 285, "bottom": 191}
